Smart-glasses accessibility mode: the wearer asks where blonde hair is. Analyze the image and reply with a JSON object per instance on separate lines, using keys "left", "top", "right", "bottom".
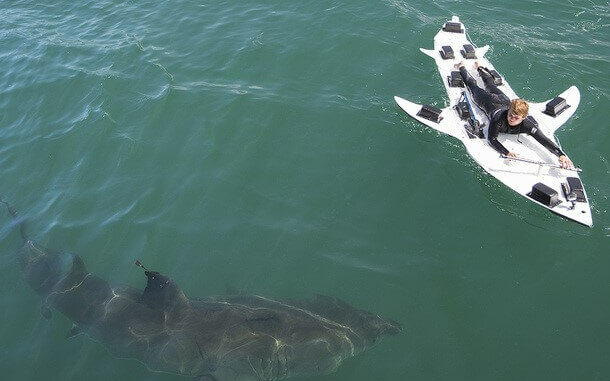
{"left": 510, "top": 99, "right": 529, "bottom": 117}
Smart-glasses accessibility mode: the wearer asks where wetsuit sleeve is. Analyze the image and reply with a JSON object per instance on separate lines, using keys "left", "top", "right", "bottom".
{"left": 459, "top": 67, "right": 478, "bottom": 89}
{"left": 522, "top": 119, "right": 565, "bottom": 157}
{"left": 488, "top": 113, "right": 510, "bottom": 155}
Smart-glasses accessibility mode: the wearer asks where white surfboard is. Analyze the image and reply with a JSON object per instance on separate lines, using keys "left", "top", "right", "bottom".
{"left": 395, "top": 16, "right": 592, "bottom": 227}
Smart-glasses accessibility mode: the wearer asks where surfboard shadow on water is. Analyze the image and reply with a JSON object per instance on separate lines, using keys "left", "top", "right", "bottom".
{"left": 1, "top": 199, "right": 401, "bottom": 381}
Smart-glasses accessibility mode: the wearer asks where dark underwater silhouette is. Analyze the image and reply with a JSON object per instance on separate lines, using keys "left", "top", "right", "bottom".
{"left": 3, "top": 200, "right": 400, "bottom": 380}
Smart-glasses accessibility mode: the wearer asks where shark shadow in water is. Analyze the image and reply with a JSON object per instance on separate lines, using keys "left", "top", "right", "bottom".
{"left": 2, "top": 200, "right": 401, "bottom": 380}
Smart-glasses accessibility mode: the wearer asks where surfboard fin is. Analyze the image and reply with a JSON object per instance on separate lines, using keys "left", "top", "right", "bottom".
{"left": 419, "top": 48, "right": 436, "bottom": 59}
{"left": 529, "top": 86, "right": 580, "bottom": 136}
{"left": 475, "top": 45, "right": 489, "bottom": 57}
{"left": 394, "top": 96, "right": 462, "bottom": 140}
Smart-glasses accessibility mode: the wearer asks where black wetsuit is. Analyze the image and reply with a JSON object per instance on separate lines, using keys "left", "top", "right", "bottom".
{"left": 459, "top": 67, "right": 564, "bottom": 157}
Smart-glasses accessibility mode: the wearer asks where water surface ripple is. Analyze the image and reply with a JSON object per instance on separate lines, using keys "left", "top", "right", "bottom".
{"left": 1, "top": 1, "right": 608, "bottom": 380}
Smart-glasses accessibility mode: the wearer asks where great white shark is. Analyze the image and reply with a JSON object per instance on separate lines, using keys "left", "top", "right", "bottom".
{"left": 2, "top": 200, "right": 401, "bottom": 380}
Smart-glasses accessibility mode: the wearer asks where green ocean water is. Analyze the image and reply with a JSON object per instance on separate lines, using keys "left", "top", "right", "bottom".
{"left": 0, "top": 0, "right": 608, "bottom": 380}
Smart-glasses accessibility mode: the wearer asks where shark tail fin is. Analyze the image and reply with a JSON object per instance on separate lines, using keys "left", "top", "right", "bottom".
{"left": 0, "top": 197, "right": 29, "bottom": 241}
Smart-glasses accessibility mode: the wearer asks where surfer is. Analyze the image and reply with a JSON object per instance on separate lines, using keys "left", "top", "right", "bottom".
{"left": 455, "top": 62, "right": 574, "bottom": 169}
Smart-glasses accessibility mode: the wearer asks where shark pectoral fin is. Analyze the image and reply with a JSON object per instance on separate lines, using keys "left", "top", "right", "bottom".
{"left": 41, "top": 305, "right": 52, "bottom": 320}
{"left": 66, "top": 324, "right": 83, "bottom": 339}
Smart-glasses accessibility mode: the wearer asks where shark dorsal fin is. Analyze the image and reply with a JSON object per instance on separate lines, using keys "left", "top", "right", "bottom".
{"left": 140, "top": 270, "right": 190, "bottom": 311}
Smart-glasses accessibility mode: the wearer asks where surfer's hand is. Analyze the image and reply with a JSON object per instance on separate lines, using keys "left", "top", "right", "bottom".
{"left": 506, "top": 152, "right": 518, "bottom": 158}
{"left": 559, "top": 155, "right": 573, "bottom": 169}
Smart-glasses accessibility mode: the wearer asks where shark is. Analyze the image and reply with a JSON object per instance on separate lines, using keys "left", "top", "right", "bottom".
{"left": 2, "top": 200, "right": 401, "bottom": 380}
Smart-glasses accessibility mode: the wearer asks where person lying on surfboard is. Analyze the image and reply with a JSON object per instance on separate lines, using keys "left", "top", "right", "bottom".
{"left": 455, "top": 61, "right": 574, "bottom": 169}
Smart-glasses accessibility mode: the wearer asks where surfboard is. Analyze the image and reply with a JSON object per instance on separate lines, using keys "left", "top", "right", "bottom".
{"left": 395, "top": 16, "right": 592, "bottom": 227}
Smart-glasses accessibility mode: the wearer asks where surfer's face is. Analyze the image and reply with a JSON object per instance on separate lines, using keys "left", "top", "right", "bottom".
{"left": 507, "top": 110, "right": 525, "bottom": 126}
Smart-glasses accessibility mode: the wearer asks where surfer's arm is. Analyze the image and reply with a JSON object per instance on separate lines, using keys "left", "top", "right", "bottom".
{"left": 525, "top": 122, "right": 564, "bottom": 157}
{"left": 524, "top": 122, "right": 573, "bottom": 168}
{"left": 488, "top": 136, "right": 510, "bottom": 155}
{"left": 487, "top": 121, "right": 511, "bottom": 155}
